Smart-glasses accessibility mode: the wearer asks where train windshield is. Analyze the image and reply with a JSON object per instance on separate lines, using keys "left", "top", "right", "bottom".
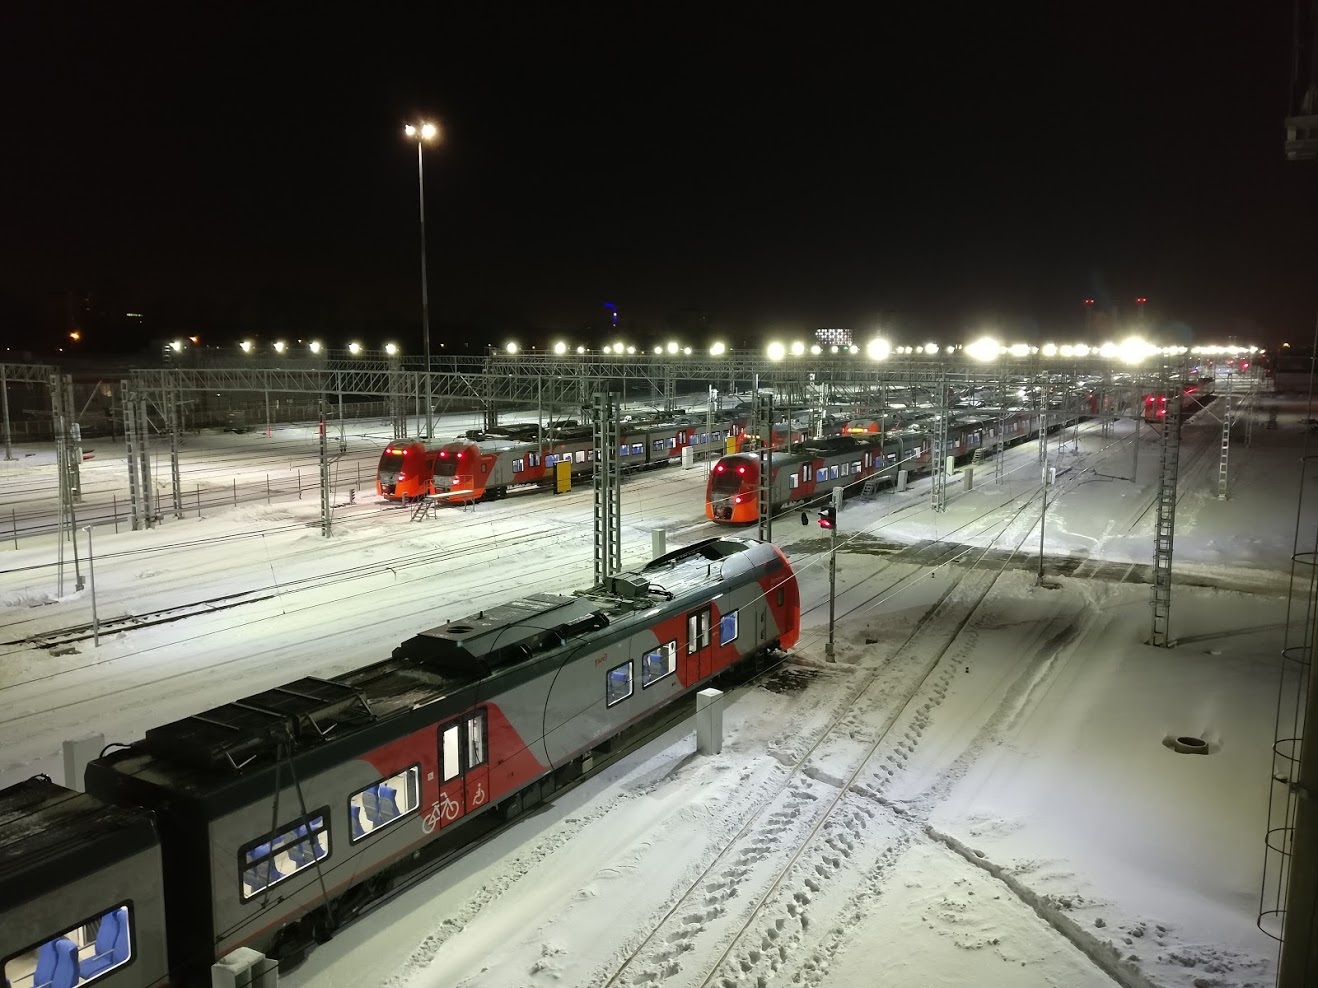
{"left": 379, "top": 451, "right": 404, "bottom": 472}
{"left": 710, "top": 464, "right": 744, "bottom": 494}
{"left": 434, "top": 459, "right": 459, "bottom": 477}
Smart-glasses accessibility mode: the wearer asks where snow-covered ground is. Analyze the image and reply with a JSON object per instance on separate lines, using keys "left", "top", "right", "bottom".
{"left": 0, "top": 387, "right": 1304, "bottom": 987}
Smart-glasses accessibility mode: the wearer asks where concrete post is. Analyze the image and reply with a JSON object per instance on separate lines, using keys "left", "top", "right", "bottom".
{"left": 696, "top": 688, "right": 724, "bottom": 755}
{"left": 652, "top": 529, "right": 666, "bottom": 559}
{"left": 62, "top": 732, "right": 105, "bottom": 791}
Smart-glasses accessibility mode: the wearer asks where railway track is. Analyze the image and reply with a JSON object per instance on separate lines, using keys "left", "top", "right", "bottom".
{"left": 595, "top": 483, "right": 1048, "bottom": 987}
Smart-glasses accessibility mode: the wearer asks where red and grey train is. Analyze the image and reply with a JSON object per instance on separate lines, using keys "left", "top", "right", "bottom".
{"left": 707, "top": 408, "right": 1054, "bottom": 524}
{"left": 0, "top": 537, "right": 800, "bottom": 987}
{"left": 375, "top": 415, "right": 810, "bottom": 504}
{"left": 1139, "top": 379, "right": 1215, "bottom": 422}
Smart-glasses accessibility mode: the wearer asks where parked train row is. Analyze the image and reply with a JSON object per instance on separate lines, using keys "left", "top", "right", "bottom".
{"left": 0, "top": 538, "right": 800, "bottom": 988}
{"left": 374, "top": 413, "right": 810, "bottom": 503}
{"left": 706, "top": 407, "right": 1069, "bottom": 524}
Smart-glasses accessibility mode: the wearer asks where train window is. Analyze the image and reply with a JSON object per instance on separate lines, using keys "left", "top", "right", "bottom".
{"left": 686, "top": 607, "right": 711, "bottom": 653}
{"left": 700, "top": 433, "right": 709, "bottom": 444}
{"left": 631, "top": 443, "right": 644, "bottom": 454}
{"left": 642, "top": 641, "right": 678, "bottom": 687}
{"left": 545, "top": 454, "right": 558, "bottom": 467}
{"left": 667, "top": 438, "right": 677, "bottom": 449}
{"left": 482, "top": 462, "right": 489, "bottom": 473}
{"left": 788, "top": 474, "right": 799, "bottom": 489}
{"left": 467, "top": 709, "right": 488, "bottom": 768}
{"left": 851, "top": 461, "right": 862, "bottom": 475}
{"left": 777, "top": 588, "right": 785, "bottom": 607}
{"left": 816, "top": 468, "right": 828, "bottom": 482}
{"left": 652, "top": 440, "right": 665, "bottom": 452}
{"left": 441, "top": 722, "right": 461, "bottom": 782}
{"left": 606, "top": 660, "right": 633, "bottom": 706}
{"left": 512, "top": 458, "right": 525, "bottom": 472}
{"left": 829, "top": 465, "right": 840, "bottom": 480}
{"left": 575, "top": 450, "right": 588, "bottom": 463}
{"left": 239, "top": 808, "right": 331, "bottom": 901}
{"left": 529, "top": 453, "right": 542, "bottom": 467}
{"left": 800, "top": 466, "right": 809, "bottom": 482}
{"left": 349, "top": 765, "right": 421, "bottom": 843}
{"left": 619, "top": 444, "right": 629, "bottom": 456}
{"left": 719, "top": 610, "right": 738, "bottom": 646}
{"left": 3, "top": 903, "right": 136, "bottom": 988}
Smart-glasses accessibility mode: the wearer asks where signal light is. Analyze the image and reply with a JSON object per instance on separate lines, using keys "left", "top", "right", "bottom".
{"left": 818, "top": 506, "right": 836, "bottom": 530}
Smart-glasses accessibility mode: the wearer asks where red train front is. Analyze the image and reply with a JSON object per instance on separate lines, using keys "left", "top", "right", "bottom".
{"left": 376, "top": 441, "right": 436, "bottom": 500}
{"left": 706, "top": 454, "right": 760, "bottom": 523}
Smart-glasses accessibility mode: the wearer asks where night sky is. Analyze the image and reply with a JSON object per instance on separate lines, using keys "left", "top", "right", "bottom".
{"left": 2, "top": 6, "right": 1314, "bottom": 355}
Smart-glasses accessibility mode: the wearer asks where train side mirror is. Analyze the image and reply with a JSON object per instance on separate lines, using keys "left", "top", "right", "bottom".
{"left": 800, "top": 511, "right": 809, "bottom": 526}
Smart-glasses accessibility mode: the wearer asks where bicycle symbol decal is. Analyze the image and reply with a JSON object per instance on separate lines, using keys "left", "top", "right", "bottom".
{"left": 421, "top": 792, "right": 463, "bottom": 834}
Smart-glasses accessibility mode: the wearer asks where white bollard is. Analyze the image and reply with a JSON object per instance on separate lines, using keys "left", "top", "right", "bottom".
{"left": 682, "top": 446, "right": 695, "bottom": 469}
{"left": 212, "top": 947, "right": 279, "bottom": 988}
{"left": 696, "top": 688, "right": 724, "bottom": 755}
{"left": 896, "top": 469, "right": 909, "bottom": 492}
{"left": 964, "top": 466, "right": 974, "bottom": 491}
{"left": 62, "top": 732, "right": 105, "bottom": 792}
{"left": 652, "top": 529, "right": 666, "bottom": 559}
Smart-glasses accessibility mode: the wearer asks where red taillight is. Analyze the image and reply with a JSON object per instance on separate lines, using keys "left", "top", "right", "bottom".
{"left": 398, "top": 472, "right": 407, "bottom": 480}
{"left": 440, "top": 451, "right": 447, "bottom": 457}
{"left": 737, "top": 466, "right": 746, "bottom": 474}
{"left": 715, "top": 464, "right": 724, "bottom": 472}
{"left": 734, "top": 495, "right": 742, "bottom": 503}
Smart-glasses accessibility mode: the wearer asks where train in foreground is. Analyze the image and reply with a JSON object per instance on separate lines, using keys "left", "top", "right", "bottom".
{"left": 707, "top": 407, "right": 1056, "bottom": 524}
{"left": 0, "top": 537, "right": 800, "bottom": 987}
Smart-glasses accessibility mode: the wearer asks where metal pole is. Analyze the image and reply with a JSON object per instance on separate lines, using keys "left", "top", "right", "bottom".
{"left": 827, "top": 525, "right": 837, "bottom": 659}
{"left": 417, "top": 138, "right": 433, "bottom": 441}
{"left": 85, "top": 526, "right": 99, "bottom": 647}
{"left": 1037, "top": 459, "right": 1048, "bottom": 584}
{"left": 826, "top": 484, "right": 841, "bottom": 660}
{"left": 1132, "top": 416, "right": 1139, "bottom": 483}
{"left": 1, "top": 363, "right": 12, "bottom": 461}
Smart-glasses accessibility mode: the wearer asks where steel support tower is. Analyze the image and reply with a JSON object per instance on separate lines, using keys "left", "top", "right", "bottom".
{"left": 592, "top": 392, "right": 622, "bottom": 584}
{"left": 756, "top": 391, "right": 774, "bottom": 541}
{"left": 930, "top": 372, "right": 949, "bottom": 512}
{"left": 167, "top": 382, "right": 183, "bottom": 520}
{"left": 319, "top": 400, "right": 332, "bottom": 538}
{"left": 1150, "top": 364, "right": 1183, "bottom": 647}
{"left": 1217, "top": 376, "right": 1232, "bottom": 500}
{"left": 995, "top": 365, "right": 1009, "bottom": 483}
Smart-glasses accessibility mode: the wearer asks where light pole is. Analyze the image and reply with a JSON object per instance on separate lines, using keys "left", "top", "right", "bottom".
{"left": 405, "top": 121, "right": 440, "bottom": 440}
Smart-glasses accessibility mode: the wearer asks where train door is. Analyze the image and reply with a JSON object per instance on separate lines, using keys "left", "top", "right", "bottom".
{"left": 687, "top": 606, "right": 712, "bottom": 679}
{"left": 434, "top": 709, "right": 491, "bottom": 830}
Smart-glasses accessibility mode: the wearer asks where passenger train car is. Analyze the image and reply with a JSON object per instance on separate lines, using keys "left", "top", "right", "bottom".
{"left": 1, "top": 538, "right": 800, "bottom": 987}
{"left": 376, "top": 414, "right": 815, "bottom": 503}
{"left": 707, "top": 408, "right": 1050, "bottom": 524}
{"left": 1139, "top": 379, "right": 1215, "bottom": 423}
{"left": 376, "top": 417, "right": 746, "bottom": 502}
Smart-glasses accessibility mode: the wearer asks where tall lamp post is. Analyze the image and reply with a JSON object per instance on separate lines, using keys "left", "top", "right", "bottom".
{"left": 405, "top": 121, "right": 440, "bottom": 440}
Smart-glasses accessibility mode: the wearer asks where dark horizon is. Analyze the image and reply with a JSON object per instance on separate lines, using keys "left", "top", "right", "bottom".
{"left": 2, "top": 6, "right": 1314, "bottom": 357}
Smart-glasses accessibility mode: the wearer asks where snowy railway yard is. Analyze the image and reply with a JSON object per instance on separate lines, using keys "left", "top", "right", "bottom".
{"left": 0, "top": 395, "right": 1304, "bottom": 988}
